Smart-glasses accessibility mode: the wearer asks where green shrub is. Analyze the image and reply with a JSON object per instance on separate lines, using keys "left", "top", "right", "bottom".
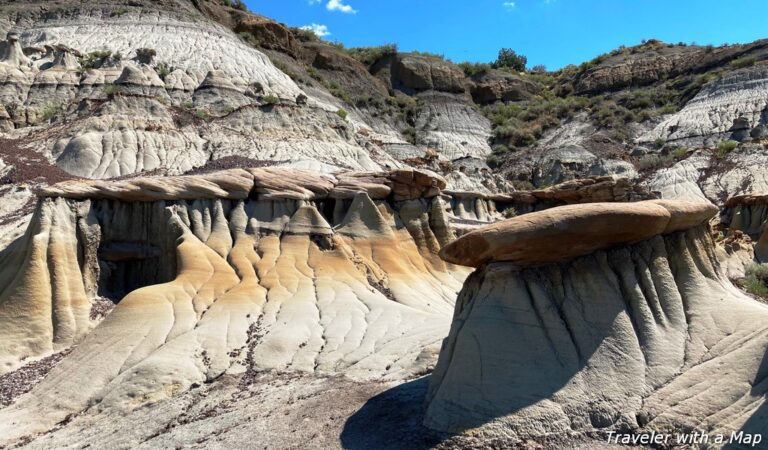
{"left": 637, "top": 154, "right": 675, "bottom": 171}
{"left": 409, "top": 50, "right": 445, "bottom": 60}
{"left": 40, "top": 103, "right": 63, "bottom": 121}
{"left": 290, "top": 27, "right": 322, "bottom": 43}
{"left": 458, "top": 62, "right": 491, "bottom": 77}
{"left": 492, "top": 48, "right": 527, "bottom": 71}
{"left": 154, "top": 62, "right": 173, "bottom": 80}
{"left": 671, "top": 146, "right": 689, "bottom": 160}
{"left": 78, "top": 50, "right": 114, "bottom": 71}
{"left": 730, "top": 57, "right": 756, "bottom": 69}
{"left": 262, "top": 95, "right": 280, "bottom": 105}
{"left": 181, "top": 101, "right": 194, "bottom": 109}
{"left": 306, "top": 66, "right": 322, "bottom": 81}
{"left": 715, "top": 140, "right": 738, "bottom": 158}
{"left": 103, "top": 84, "right": 119, "bottom": 95}
{"left": 110, "top": 7, "right": 129, "bottom": 17}
{"left": 195, "top": 109, "right": 211, "bottom": 120}
{"left": 512, "top": 180, "right": 535, "bottom": 191}
{"left": 656, "top": 103, "right": 678, "bottom": 115}
{"left": 336, "top": 108, "right": 348, "bottom": 120}
{"left": 238, "top": 31, "right": 260, "bottom": 48}
{"left": 344, "top": 44, "right": 398, "bottom": 66}
{"left": 744, "top": 263, "right": 768, "bottom": 298}
{"left": 402, "top": 126, "right": 417, "bottom": 145}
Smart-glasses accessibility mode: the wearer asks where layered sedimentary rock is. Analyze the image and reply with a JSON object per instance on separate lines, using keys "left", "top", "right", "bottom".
{"left": 0, "top": 15, "right": 402, "bottom": 179}
{"left": 446, "top": 176, "right": 654, "bottom": 224}
{"left": 412, "top": 92, "right": 492, "bottom": 160}
{"left": 643, "top": 144, "right": 768, "bottom": 204}
{"left": 425, "top": 200, "right": 768, "bottom": 443}
{"left": 642, "top": 65, "right": 768, "bottom": 146}
{"left": 0, "top": 167, "right": 469, "bottom": 443}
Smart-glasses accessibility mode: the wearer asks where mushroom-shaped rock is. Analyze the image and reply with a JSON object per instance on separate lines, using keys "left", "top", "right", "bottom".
{"left": 1, "top": 32, "right": 31, "bottom": 67}
{"left": 440, "top": 200, "right": 717, "bottom": 267}
{"left": 49, "top": 45, "right": 80, "bottom": 70}
{"left": 425, "top": 200, "right": 768, "bottom": 440}
{"left": 722, "top": 192, "right": 768, "bottom": 262}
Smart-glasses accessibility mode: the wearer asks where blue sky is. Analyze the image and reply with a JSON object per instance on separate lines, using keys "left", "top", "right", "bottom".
{"left": 247, "top": 0, "right": 768, "bottom": 70}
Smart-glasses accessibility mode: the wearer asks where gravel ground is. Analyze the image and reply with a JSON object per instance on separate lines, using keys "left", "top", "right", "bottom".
{"left": 0, "top": 350, "right": 72, "bottom": 409}
{"left": 4, "top": 371, "right": 651, "bottom": 450}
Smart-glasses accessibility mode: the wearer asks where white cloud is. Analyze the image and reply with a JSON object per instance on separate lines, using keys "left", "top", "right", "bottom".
{"left": 327, "top": 0, "right": 357, "bottom": 14}
{"left": 300, "top": 23, "right": 331, "bottom": 37}
{"left": 503, "top": 1, "right": 515, "bottom": 8}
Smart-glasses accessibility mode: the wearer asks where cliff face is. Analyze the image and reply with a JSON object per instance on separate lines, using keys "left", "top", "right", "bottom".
{"left": 424, "top": 201, "right": 768, "bottom": 442}
{"left": 0, "top": 167, "right": 474, "bottom": 443}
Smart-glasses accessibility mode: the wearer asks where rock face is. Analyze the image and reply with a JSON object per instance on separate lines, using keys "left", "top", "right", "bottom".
{"left": 643, "top": 144, "right": 768, "bottom": 204}
{"left": 425, "top": 200, "right": 768, "bottom": 442}
{"left": 0, "top": 167, "right": 471, "bottom": 443}
{"left": 469, "top": 70, "right": 539, "bottom": 105}
{"left": 642, "top": 65, "right": 768, "bottom": 146}
{"left": 0, "top": 3, "right": 412, "bottom": 180}
{"left": 413, "top": 92, "right": 492, "bottom": 160}
{"left": 571, "top": 39, "right": 768, "bottom": 95}
{"left": 388, "top": 54, "right": 467, "bottom": 94}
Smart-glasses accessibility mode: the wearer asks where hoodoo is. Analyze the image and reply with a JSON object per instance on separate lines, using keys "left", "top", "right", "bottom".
{"left": 723, "top": 193, "right": 768, "bottom": 262}
{"left": 0, "top": 167, "right": 469, "bottom": 443}
{"left": 425, "top": 200, "right": 768, "bottom": 441}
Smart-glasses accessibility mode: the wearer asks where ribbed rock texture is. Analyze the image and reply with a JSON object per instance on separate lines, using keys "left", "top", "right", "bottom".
{"left": 425, "top": 201, "right": 768, "bottom": 444}
{"left": 643, "top": 65, "right": 768, "bottom": 146}
{"left": 0, "top": 168, "right": 469, "bottom": 444}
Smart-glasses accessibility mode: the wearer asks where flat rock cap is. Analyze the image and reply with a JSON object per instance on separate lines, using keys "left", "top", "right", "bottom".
{"left": 440, "top": 200, "right": 717, "bottom": 267}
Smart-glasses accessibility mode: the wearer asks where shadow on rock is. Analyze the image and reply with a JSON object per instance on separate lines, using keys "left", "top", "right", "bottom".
{"left": 725, "top": 349, "right": 768, "bottom": 450}
{"left": 340, "top": 376, "right": 451, "bottom": 450}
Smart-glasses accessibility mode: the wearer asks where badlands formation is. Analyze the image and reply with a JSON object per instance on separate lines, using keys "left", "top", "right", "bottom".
{"left": 0, "top": 0, "right": 768, "bottom": 449}
{"left": 428, "top": 201, "right": 768, "bottom": 443}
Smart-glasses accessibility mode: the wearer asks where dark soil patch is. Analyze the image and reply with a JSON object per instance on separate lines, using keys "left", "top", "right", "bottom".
{"left": 0, "top": 349, "right": 72, "bottom": 408}
{"left": 184, "top": 155, "right": 286, "bottom": 175}
{"left": 0, "top": 137, "right": 79, "bottom": 186}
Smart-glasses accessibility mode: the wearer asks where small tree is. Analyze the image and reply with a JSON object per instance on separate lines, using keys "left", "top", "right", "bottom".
{"left": 492, "top": 48, "right": 527, "bottom": 71}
